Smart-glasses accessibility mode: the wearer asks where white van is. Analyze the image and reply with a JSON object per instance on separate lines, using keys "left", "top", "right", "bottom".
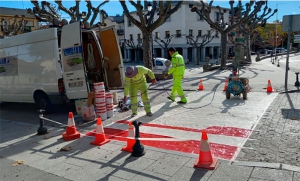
{"left": 0, "top": 22, "right": 124, "bottom": 112}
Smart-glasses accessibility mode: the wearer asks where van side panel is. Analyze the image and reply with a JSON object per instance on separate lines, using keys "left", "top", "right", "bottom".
{"left": 18, "top": 39, "right": 62, "bottom": 103}
{"left": 0, "top": 46, "right": 21, "bottom": 102}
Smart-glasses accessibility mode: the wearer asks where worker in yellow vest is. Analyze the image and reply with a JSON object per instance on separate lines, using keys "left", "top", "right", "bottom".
{"left": 123, "top": 66, "right": 157, "bottom": 117}
{"left": 164, "top": 47, "right": 187, "bottom": 104}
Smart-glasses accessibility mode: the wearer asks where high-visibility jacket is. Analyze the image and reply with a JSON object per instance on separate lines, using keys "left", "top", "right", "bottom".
{"left": 168, "top": 51, "right": 185, "bottom": 76}
{"left": 124, "top": 66, "right": 155, "bottom": 97}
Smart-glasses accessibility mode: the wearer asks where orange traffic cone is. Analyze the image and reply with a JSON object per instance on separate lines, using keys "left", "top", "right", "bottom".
{"left": 266, "top": 80, "right": 274, "bottom": 93}
{"left": 62, "top": 112, "right": 81, "bottom": 141}
{"left": 121, "top": 122, "right": 136, "bottom": 152}
{"left": 198, "top": 79, "right": 204, "bottom": 90}
{"left": 194, "top": 131, "right": 218, "bottom": 170}
{"left": 223, "top": 79, "right": 228, "bottom": 91}
{"left": 90, "top": 117, "right": 110, "bottom": 146}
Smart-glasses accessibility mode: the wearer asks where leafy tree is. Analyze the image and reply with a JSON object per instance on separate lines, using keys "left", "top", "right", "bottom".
{"left": 120, "top": 1, "right": 183, "bottom": 70}
{"left": 191, "top": 0, "right": 267, "bottom": 69}
{"left": 0, "top": 15, "right": 28, "bottom": 38}
{"left": 183, "top": 29, "right": 216, "bottom": 65}
{"left": 27, "top": 0, "right": 109, "bottom": 27}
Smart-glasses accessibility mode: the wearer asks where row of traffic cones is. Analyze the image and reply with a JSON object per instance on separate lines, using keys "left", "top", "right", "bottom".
{"left": 62, "top": 112, "right": 218, "bottom": 170}
{"left": 198, "top": 78, "right": 274, "bottom": 93}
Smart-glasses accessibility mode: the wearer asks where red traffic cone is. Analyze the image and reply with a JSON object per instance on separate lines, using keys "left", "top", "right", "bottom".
{"left": 90, "top": 117, "right": 110, "bottom": 146}
{"left": 194, "top": 131, "right": 218, "bottom": 170}
{"left": 198, "top": 79, "right": 204, "bottom": 90}
{"left": 121, "top": 122, "right": 136, "bottom": 152}
{"left": 266, "top": 80, "right": 274, "bottom": 93}
{"left": 62, "top": 112, "right": 81, "bottom": 141}
{"left": 223, "top": 79, "right": 228, "bottom": 91}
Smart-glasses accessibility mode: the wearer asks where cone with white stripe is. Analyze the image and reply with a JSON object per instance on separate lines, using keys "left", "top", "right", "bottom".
{"left": 194, "top": 131, "right": 218, "bottom": 170}
{"left": 90, "top": 117, "right": 110, "bottom": 146}
{"left": 223, "top": 79, "right": 228, "bottom": 91}
{"left": 62, "top": 112, "right": 81, "bottom": 141}
{"left": 121, "top": 122, "right": 135, "bottom": 152}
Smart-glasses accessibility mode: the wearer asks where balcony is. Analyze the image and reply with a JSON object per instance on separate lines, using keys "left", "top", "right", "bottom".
{"left": 117, "top": 29, "right": 124, "bottom": 35}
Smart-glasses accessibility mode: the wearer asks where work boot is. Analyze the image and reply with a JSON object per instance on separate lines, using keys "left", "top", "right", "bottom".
{"left": 146, "top": 112, "right": 153, "bottom": 116}
{"left": 177, "top": 101, "right": 187, "bottom": 104}
{"left": 167, "top": 96, "right": 175, "bottom": 102}
{"left": 131, "top": 113, "right": 137, "bottom": 117}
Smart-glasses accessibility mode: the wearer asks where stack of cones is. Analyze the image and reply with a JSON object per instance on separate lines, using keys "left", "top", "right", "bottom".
{"left": 62, "top": 112, "right": 81, "bottom": 141}
{"left": 198, "top": 79, "right": 204, "bottom": 90}
{"left": 90, "top": 117, "right": 110, "bottom": 146}
{"left": 194, "top": 131, "right": 218, "bottom": 170}
{"left": 121, "top": 122, "right": 136, "bottom": 152}
{"left": 223, "top": 79, "right": 228, "bottom": 91}
{"left": 266, "top": 80, "right": 274, "bottom": 93}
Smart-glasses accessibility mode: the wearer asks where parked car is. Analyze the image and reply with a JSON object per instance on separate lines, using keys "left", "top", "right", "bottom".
{"left": 154, "top": 58, "right": 171, "bottom": 71}
{"left": 251, "top": 51, "right": 256, "bottom": 55}
{"left": 123, "top": 59, "right": 130, "bottom": 63}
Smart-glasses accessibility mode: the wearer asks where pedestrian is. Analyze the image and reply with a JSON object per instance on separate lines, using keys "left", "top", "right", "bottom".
{"left": 123, "top": 66, "right": 157, "bottom": 117}
{"left": 164, "top": 47, "right": 187, "bottom": 104}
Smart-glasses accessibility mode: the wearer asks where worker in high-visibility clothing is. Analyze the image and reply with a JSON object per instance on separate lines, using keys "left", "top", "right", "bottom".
{"left": 123, "top": 66, "right": 157, "bottom": 117}
{"left": 164, "top": 47, "right": 187, "bottom": 104}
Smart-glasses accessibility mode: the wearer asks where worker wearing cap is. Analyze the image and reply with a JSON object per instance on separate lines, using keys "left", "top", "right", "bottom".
{"left": 124, "top": 66, "right": 157, "bottom": 117}
{"left": 164, "top": 47, "right": 187, "bottom": 104}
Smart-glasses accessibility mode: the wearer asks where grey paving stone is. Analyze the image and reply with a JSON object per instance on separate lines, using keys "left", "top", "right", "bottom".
{"left": 250, "top": 167, "right": 293, "bottom": 181}
{"left": 138, "top": 149, "right": 167, "bottom": 161}
{"left": 169, "top": 166, "right": 213, "bottom": 181}
{"left": 231, "top": 161, "right": 281, "bottom": 169}
{"left": 131, "top": 170, "right": 170, "bottom": 181}
{"left": 145, "top": 153, "right": 191, "bottom": 177}
{"left": 35, "top": 173, "right": 72, "bottom": 181}
{"left": 1, "top": 164, "right": 48, "bottom": 181}
{"left": 45, "top": 161, "right": 82, "bottom": 177}
{"left": 207, "top": 163, "right": 253, "bottom": 181}
{"left": 94, "top": 175, "right": 128, "bottom": 181}
{"left": 294, "top": 172, "right": 300, "bottom": 181}
{"left": 282, "top": 164, "right": 300, "bottom": 172}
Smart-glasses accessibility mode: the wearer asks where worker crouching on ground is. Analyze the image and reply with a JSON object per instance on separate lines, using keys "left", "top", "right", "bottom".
{"left": 164, "top": 47, "right": 187, "bottom": 104}
{"left": 123, "top": 66, "right": 157, "bottom": 117}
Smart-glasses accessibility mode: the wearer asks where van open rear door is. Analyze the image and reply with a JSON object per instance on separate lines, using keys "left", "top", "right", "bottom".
{"left": 98, "top": 26, "right": 124, "bottom": 90}
{"left": 61, "top": 22, "right": 89, "bottom": 99}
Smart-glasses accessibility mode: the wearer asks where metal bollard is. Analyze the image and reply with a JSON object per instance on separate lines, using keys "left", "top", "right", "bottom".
{"left": 131, "top": 120, "right": 145, "bottom": 157}
{"left": 277, "top": 59, "right": 280, "bottom": 67}
{"left": 37, "top": 109, "right": 48, "bottom": 135}
{"left": 295, "top": 72, "right": 300, "bottom": 87}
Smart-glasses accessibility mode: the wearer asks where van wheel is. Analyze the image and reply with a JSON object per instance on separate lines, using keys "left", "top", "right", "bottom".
{"left": 34, "top": 93, "right": 52, "bottom": 113}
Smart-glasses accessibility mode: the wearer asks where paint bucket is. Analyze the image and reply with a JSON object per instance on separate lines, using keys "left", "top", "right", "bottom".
{"left": 94, "top": 94, "right": 105, "bottom": 104}
{"left": 95, "top": 89, "right": 105, "bottom": 96}
{"left": 106, "top": 107, "right": 114, "bottom": 118}
{"left": 105, "top": 93, "right": 113, "bottom": 104}
{"left": 96, "top": 107, "right": 107, "bottom": 121}
{"left": 82, "top": 103, "right": 95, "bottom": 121}
{"left": 95, "top": 102, "right": 106, "bottom": 109}
{"left": 94, "top": 82, "right": 104, "bottom": 91}
{"left": 75, "top": 99, "right": 87, "bottom": 115}
{"left": 113, "top": 92, "right": 118, "bottom": 105}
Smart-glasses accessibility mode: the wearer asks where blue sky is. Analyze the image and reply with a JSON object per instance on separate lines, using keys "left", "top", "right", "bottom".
{"left": 1, "top": 0, "right": 300, "bottom": 22}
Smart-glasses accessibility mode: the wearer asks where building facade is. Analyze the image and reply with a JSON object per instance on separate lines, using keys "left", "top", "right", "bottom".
{"left": 0, "top": 7, "right": 38, "bottom": 37}
{"left": 123, "top": 1, "right": 230, "bottom": 63}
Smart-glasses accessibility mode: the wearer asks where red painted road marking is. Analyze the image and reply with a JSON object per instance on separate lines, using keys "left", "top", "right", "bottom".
{"left": 115, "top": 120, "right": 251, "bottom": 138}
{"left": 86, "top": 128, "right": 238, "bottom": 160}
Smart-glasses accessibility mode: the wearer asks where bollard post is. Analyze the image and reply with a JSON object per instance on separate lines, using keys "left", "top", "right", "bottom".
{"left": 295, "top": 72, "right": 300, "bottom": 86}
{"left": 277, "top": 59, "right": 280, "bottom": 67}
{"left": 37, "top": 109, "right": 48, "bottom": 135}
{"left": 131, "top": 120, "right": 145, "bottom": 157}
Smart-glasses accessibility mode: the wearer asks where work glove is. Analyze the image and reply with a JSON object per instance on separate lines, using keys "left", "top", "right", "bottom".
{"left": 164, "top": 74, "right": 169, "bottom": 79}
{"left": 152, "top": 79, "right": 157, "bottom": 84}
{"left": 123, "top": 96, "right": 126, "bottom": 104}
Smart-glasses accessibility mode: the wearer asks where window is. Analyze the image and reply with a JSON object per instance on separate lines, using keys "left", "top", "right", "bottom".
{"left": 137, "top": 33, "right": 141, "bottom": 39}
{"left": 215, "top": 31, "right": 219, "bottom": 38}
{"left": 189, "top": 29, "right": 193, "bottom": 36}
{"left": 214, "top": 12, "right": 220, "bottom": 22}
{"left": 165, "top": 31, "right": 170, "bottom": 38}
{"left": 166, "top": 16, "right": 171, "bottom": 22}
{"left": 129, "top": 34, "right": 133, "bottom": 40}
{"left": 198, "top": 30, "right": 202, "bottom": 37}
{"left": 197, "top": 14, "right": 203, "bottom": 20}
{"left": 128, "top": 20, "right": 133, "bottom": 27}
{"left": 176, "top": 30, "right": 181, "bottom": 37}
{"left": 155, "top": 60, "right": 164, "bottom": 66}
{"left": 155, "top": 32, "right": 159, "bottom": 39}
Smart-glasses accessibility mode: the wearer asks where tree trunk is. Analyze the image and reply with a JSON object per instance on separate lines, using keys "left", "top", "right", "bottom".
{"left": 220, "top": 32, "right": 227, "bottom": 69}
{"left": 196, "top": 47, "right": 201, "bottom": 65}
{"left": 142, "top": 31, "right": 153, "bottom": 70}
{"left": 245, "top": 33, "right": 252, "bottom": 63}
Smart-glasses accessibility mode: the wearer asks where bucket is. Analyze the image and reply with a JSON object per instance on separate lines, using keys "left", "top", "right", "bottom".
{"left": 112, "top": 92, "right": 118, "bottom": 105}
{"left": 95, "top": 89, "right": 105, "bottom": 96}
{"left": 75, "top": 99, "right": 86, "bottom": 115}
{"left": 82, "top": 103, "right": 95, "bottom": 121}
{"left": 106, "top": 107, "right": 114, "bottom": 118}
{"left": 95, "top": 102, "right": 106, "bottom": 108}
{"left": 94, "top": 82, "right": 104, "bottom": 91}
{"left": 96, "top": 107, "right": 107, "bottom": 120}
{"left": 94, "top": 94, "right": 105, "bottom": 104}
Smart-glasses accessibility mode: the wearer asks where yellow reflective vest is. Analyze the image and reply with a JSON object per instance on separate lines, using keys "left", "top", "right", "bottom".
{"left": 168, "top": 51, "right": 185, "bottom": 76}
{"left": 124, "top": 66, "right": 155, "bottom": 96}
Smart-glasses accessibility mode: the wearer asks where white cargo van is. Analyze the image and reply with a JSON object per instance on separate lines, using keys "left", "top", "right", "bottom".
{"left": 0, "top": 22, "right": 124, "bottom": 111}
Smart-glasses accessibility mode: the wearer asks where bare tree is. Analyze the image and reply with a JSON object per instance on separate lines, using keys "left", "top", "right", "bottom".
{"left": 1, "top": 15, "right": 28, "bottom": 38}
{"left": 153, "top": 34, "right": 176, "bottom": 59}
{"left": 191, "top": 0, "right": 266, "bottom": 69}
{"left": 27, "top": 0, "right": 109, "bottom": 27}
{"left": 238, "top": 1, "right": 277, "bottom": 63}
{"left": 120, "top": 1, "right": 183, "bottom": 70}
{"left": 124, "top": 37, "right": 143, "bottom": 63}
{"left": 183, "top": 29, "right": 216, "bottom": 65}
